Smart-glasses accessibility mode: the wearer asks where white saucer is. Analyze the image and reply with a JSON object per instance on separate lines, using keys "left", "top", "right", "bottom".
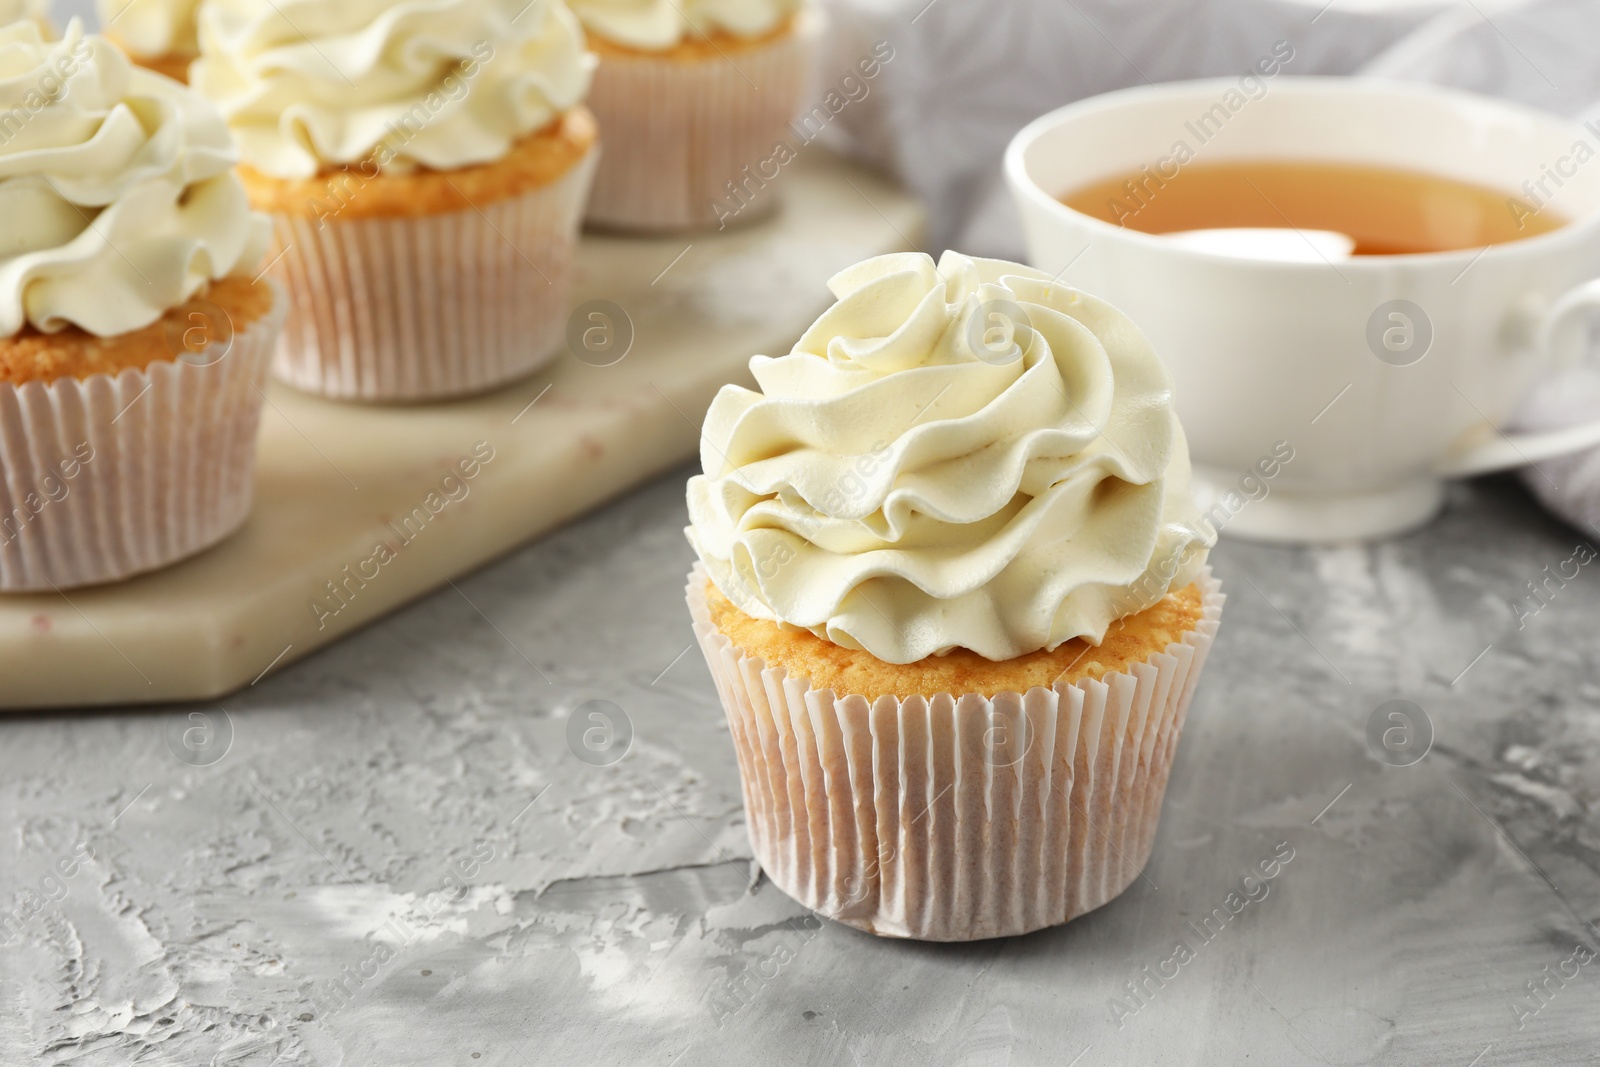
{"left": 1192, "top": 465, "right": 1445, "bottom": 543}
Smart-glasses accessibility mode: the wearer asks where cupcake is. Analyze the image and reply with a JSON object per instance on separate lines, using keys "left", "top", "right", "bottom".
{"left": 96, "top": 0, "right": 199, "bottom": 82}
{"left": 571, "top": 0, "right": 815, "bottom": 231}
{"left": 685, "top": 251, "right": 1224, "bottom": 941}
{"left": 191, "top": 0, "right": 598, "bottom": 402}
{"left": 0, "top": 21, "right": 280, "bottom": 592}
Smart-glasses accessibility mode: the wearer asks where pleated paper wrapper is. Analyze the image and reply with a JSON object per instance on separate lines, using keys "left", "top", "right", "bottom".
{"left": 688, "top": 563, "right": 1225, "bottom": 941}
{"left": 268, "top": 145, "right": 598, "bottom": 402}
{"left": 584, "top": 17, "right": 818, "bottom": 232}
{"left": 0, "top": 286, "right": 286, "bottom": 592}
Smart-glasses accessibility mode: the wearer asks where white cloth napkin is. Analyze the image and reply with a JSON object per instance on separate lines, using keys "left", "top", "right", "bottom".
{"left": 1509, "top": 368, "right": 1600, "bottom": 537}
{"left": 817, "top": 0, "right": 1600, "bottom": 532}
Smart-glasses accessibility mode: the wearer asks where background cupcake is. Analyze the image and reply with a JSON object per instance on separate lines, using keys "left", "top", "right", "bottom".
{"left": 571, "top": 0, "right": 815, "bottom": 231}
{"left": 0, "top": 21, "right": 280, "bottom": 592}
{"left": 192, "top": 0, "right": 598, "bottom": 402}
{"left": 96, "top": 0, "right": 200, "bottom": 82}
{"left": 686, "top": 251, "right": 1223, "bottom": 940}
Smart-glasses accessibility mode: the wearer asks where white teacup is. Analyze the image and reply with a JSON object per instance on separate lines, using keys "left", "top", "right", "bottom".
{"left": 1005, "top": 77, "right": 1600, "bottom": 542}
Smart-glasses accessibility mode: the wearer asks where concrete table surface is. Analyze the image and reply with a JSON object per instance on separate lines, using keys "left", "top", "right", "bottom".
{"left": 2, "top": 470, "right": 1598, "bottom": 1066}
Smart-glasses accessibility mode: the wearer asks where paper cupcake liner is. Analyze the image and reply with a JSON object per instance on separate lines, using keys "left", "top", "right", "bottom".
{"left": 0, "top": 284, "right": 286, "bottom": 593}
{"left": 584, "top": 19, "right": 817, "bottom": 232}
{"left": 687, "top": 563, "right": 1225, "bottom": 941}
{"left": 267, "top": 145, "right": 598, "bottom": 402}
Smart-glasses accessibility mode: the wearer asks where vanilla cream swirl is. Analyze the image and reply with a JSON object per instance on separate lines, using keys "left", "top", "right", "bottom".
{"left": 191, "top": 0, "right": 594, "bottom": 180}
{"left": 1, "top": 0, "right": 48, "bottom": 30}
{"left": 96, "top": 0, "right": 202, "bottom": 59}
{"left": 0, "top": 21, "right": 266, "bottom": 337}
{"left": 687, "top": 251, "right": 1214, "bottom": 664}
{"left": 569, "top": 0, "right": 799, "bottom": 50}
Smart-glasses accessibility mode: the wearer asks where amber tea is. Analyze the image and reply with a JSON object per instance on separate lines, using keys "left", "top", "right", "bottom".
{"left": 1062, "top": 159, "right": 1566, "bottom": 255}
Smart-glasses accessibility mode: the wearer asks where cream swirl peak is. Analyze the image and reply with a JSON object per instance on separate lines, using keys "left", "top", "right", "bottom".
{"left": 569, "top": 0, "right": 800, "bottom": 50}
{"left": 0, "top": 20, "right": 267, "bottom": 338}
{"left": 191, "top": 0, "right": 594, "bottom": 180}
{"left": 686, "top": 251, "right": 1214, "bottom": 664}
{"left": 96, "top": 0, "right": 203, "bottom": 58}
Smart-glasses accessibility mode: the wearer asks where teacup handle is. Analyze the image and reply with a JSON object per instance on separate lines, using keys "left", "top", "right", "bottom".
{"left": 1437, "top": 277, "right": 1600, "bottom": 478}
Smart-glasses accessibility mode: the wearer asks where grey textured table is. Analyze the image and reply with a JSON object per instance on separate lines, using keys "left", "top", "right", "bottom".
{"left": 2, "top": 468, "right": 1598, "bottom": 1066}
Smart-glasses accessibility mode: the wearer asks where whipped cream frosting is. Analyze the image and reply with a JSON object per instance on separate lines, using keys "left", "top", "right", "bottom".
{"left": 569, "top": 0, "right": 800, "bottom": 50}
{"left": 191, "top": 0, "right": 594, "bottom": 180}
{"left": 97, "top": 0, "right": 202, "bottom": 58}
{"left": 0, "top": 21, "right": 267, "bottom": 338}
{"left": 1, "top": 0, "right": 47, "bottom": 28}
{"left": 687, "top": 251, "right": 1214, "bottom": 664}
